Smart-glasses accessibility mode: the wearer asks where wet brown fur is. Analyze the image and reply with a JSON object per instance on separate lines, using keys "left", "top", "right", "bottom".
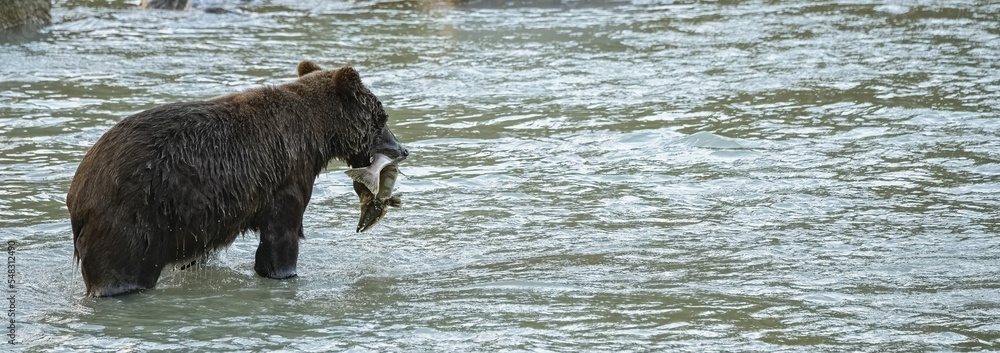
{"left": 66, "top": 61, "right": 391, "bottom": 297}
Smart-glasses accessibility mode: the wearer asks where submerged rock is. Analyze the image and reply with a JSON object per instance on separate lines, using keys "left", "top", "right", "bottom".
{"left": 140, "top": 0, "right": 192, "bottom": 10}
{"left": 0, "top": 0, "right": 50, "bottom": 32}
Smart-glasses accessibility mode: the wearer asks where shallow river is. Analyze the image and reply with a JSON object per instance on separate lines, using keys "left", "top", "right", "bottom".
{"left": 1, "top": 0, "right": 998, "bottom": 351}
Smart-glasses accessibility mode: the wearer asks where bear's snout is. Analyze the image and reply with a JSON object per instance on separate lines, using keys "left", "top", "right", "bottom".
{"left": 373, "top": 125, "right": 408, "bottom": 161}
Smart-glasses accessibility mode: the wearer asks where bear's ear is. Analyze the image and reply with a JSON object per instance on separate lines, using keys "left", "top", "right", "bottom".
{"left": 297, "top": 61, "right": 322, "bottom": 77}
{"left": 333, "top": 66, "right": 364, "bottom": 99}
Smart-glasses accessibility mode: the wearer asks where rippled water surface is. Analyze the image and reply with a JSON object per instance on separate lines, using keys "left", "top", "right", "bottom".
{"left": 2, "top": 0, "right": 999, "bottom": 351}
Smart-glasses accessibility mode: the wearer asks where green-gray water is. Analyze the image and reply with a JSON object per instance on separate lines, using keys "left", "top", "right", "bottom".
{"left": 1, "top": 0, "right": 998, "bottom": 351}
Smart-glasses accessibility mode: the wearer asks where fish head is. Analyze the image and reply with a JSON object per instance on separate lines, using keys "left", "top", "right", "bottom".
{"left": 355, "top": 180, "right": 388, "bottom": 233}
{"left": 356, "top": 198, "right": 389, "bottom": 233}
{"left": 354, "top": 165, "right": 401, "bottom": 233}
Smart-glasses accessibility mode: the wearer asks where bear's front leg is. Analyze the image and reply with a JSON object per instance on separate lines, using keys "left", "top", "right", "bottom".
{"left": 255, "top": 226, "right": 300, "bottom": 279}
{"left": 254, "top": 188, "right": 308, "bottom": 279}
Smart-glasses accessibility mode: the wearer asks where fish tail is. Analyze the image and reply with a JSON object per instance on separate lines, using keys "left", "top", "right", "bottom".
{"left": 345, "top": 168, "right": 379, "bottom": 194}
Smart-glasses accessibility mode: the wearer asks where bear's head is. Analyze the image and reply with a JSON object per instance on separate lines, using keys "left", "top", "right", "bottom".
{"left": 295, "top": 61, "right": 408, "bottom": 169}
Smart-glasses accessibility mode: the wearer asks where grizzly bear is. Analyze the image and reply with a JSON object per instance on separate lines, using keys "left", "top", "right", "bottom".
{"left": 66, "top": 61, "right": 408, "bottom": 297}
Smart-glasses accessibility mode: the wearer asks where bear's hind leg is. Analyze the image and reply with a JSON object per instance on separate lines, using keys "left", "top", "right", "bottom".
{"left": 81, "top": 256, "right": 164, "bottom": 297}
{"left": 77, "top": 226, "right": 166, "bottom": 297}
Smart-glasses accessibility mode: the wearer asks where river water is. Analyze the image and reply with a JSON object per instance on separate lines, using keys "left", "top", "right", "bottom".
{"left": 1, "top": 0, "right": 998, "bottom": 351}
